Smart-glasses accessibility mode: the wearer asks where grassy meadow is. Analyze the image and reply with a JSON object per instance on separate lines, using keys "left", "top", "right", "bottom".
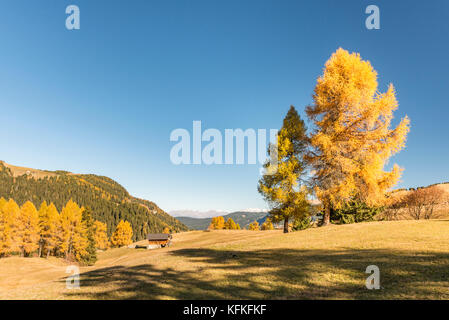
{"left": 1, "top": 219, "right": 448, "bottom": 300}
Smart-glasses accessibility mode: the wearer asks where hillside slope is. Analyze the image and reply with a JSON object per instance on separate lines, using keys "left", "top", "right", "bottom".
{"left": 0, "top": 161, "right": 188, "bottom": 240}
{"left": 177, "top": 211, "right": 268, "bottom": 230}
{"left": 0, "top": 219, "right": 448, "bottom": 299}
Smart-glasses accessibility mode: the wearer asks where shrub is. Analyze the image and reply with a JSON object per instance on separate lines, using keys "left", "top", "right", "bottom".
{"left": 331, "top": 201, "right": 383, "bottom": 224}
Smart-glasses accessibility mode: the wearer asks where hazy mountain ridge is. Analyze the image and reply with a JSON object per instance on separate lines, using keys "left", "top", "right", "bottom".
{"left": 177, "top": 211, "right": 269, "bottom": 230}
{"left": 0, "top": 161, "right": 188, "bottom": 241}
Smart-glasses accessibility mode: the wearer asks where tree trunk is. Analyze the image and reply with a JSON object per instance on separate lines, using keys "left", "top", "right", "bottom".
{"left": 322, "top": 206, "right": 330, "bottom": 226}
{"left": 283, "top": 218, "right": 289, "bottom": 233}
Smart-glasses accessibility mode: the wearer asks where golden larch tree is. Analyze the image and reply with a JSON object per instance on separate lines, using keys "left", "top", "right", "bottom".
{"left": 110, "top": 220, "right": 133, "bottom": 247}
{"left": 17, "top": 201, "right": 40, "bottom": 256}
{"left": 38, "top": 202, "right": 62, "bottom": 257}
{"left": 163, "top": 226, "right": 171, "bottom": 234}
{"left": 248, "top": 220, "right": 260, "bottom": 231}
{"left": 93, "top": 220, "right": 109, "bottom": 250}
{"left": 306, "top": 48, "right": 410, "bottom": 225}
{"left": 0, "top": 199, "right": 20, "bottom": 256}
{"left": 59, "top": 200, "right": 88, "bottom": 261}
{"left": 224, "top": 218, "right": 238, "bottom": 230}
{"left": 261, "top": 218, "right": 274, "bottom": 230}
{"left": 209, "top": 216, "right": 225, "bottom": 230}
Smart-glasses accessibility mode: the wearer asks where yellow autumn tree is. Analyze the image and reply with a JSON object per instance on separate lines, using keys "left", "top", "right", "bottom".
{"left": 38, "top": 202, "right": 62, "bottom": 257}
{"left": 17, "top": 201, "right": 40, "bottom": 256}
{"left": 93, "top": 220, "right": 109, "bottom": 250}
{"left": 224, "top": 218, "right": 238, "bottom": 230}
{"left": 0, "top": 199, "right": 20, "bottom": 256}
{"left": 208, "top": 216, "right": 225, "bottom": 230}
{"left": 306, "top": 48, "right": 410, "bottom": 225}
{"left": 261, "top": 218, "right": 274, "bottom": 230}
{"left": 110, "top": 220, "right": 133, "bottom": 247}
{"left": 248, "top": 220, "right": 260, "bottom": 231}
{"left": 163, "top": 227, "right": 171, "bottom": 234}
{"left": 59, "top": 200, "right": 88, "bottom": 261}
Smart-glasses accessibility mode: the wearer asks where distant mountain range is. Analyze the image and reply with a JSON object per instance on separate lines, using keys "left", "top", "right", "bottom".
{"left": 177, "top": 211, "right": 269, "bottom": 230}
{"left": 170, "top": 209, "right": 229, "bottom": 219}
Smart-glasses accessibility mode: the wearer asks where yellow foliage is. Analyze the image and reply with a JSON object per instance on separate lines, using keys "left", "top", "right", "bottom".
{"left": 258, "top": 106, "right": 310, "bottom": 233}
{"left": 209, "top": 216, "right": 225, "bottom": 230}
{"left": 59, "top": 200, "right": 88, "bottom": 261}
{"left": 248, "top": 220, "right": 260, "bottom": 231}
{"left": 261, "top": 218, "right": 274, "bottom": 230}
{"left": 110, "top": 220, "right": 133, "bottom": 247}
{"left": 0, "top": 199, "right": 20, "bottom": 256}
{"left": 18, "top": 201, "right": 40, "bottom": 256}
{"left": 306, "top": 48, "right": 410, "bottom": 222}
{"left": 224, "top": 218, "right": 239, "bottom": 230}
{"left": 93, "top": 220, "right": 108, "bottom": 250}
{"left": 38, "top": 202, "right": 62, "bottom": 257}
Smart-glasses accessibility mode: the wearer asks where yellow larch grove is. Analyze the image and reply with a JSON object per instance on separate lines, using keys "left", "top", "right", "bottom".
{"left": 306, "top": 48, "right": 410, "bottom": 225}
{"left": 209, "top": 216, "right": 225, "bottom": 230}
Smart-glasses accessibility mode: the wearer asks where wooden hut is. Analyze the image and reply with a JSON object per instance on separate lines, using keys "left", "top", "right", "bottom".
{"left": 147, "top": 233, "right": 172, "bottom": 248}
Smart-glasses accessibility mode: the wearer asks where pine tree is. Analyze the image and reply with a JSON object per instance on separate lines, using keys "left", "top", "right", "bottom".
{"left": 0, "top": 199, "right": 20, "bottom": 256}
{"left": 18, "top": 201, "right": 40, "bottom": 256}
{"left": 110, "top": 220, "right": 133, "bottom": 247}
{"left": 80, "top": 208, "right": 97, "bottom": 265}
{"left": 93, "top": 220, "right": 108, "bottom": 250}
{"left": 306, "top": 48, "right": 410, "bottom": 225}
{"left": 258, "top": 106, "right": 311, "bottom": 233}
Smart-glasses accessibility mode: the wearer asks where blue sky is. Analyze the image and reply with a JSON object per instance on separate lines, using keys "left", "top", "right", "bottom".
{"left": 0, "top": 0, "right": 448, "bottom": 214}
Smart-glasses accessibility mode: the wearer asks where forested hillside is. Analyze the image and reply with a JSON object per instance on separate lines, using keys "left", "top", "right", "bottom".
{"left": 0, "top": 162, "right": 187, "bottom": 241}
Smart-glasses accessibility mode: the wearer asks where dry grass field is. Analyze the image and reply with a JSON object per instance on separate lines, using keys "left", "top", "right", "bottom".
{"left": 0, "top": 219, "right": 448, "bottom": 300}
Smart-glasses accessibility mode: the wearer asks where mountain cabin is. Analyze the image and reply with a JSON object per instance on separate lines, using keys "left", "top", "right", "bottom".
{"left": 147, "top": 233, "right": 172, "bottom": 248}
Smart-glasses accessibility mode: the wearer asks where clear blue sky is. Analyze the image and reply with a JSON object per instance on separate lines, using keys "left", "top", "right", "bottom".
{"left": 0, "top": 0, "right": 448, "bottom": 213}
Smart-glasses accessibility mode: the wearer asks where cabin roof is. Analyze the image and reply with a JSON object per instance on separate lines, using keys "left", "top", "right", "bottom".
{"left": 147, "top": 233, "right": 172, "bottom": 241}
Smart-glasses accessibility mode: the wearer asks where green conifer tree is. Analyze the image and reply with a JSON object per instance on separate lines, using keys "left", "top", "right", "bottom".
{"left": 80, "top": 207, "right": 97, "bottom": 265}
{"left": 258, "top": 106, "right": 311, "bottom": 233}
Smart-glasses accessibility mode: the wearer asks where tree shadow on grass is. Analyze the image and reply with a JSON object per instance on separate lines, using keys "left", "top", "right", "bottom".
{"left": 63, "top": 248, "right": 449, "bottom": 299}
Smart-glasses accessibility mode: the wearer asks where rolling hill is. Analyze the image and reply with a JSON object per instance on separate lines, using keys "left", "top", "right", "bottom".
{"left": 177, "top": 211, "right": 269, "bottom": 230}
{"left": 0, "top": 161, "right": 188, "bottom": 241}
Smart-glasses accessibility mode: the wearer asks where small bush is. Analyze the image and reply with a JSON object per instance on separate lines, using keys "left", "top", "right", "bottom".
{"left": 292, "top": 216, "right": 312, "bottom": 231}
{"left": 331, "top": 201, "right": 383, "bottom": 224}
